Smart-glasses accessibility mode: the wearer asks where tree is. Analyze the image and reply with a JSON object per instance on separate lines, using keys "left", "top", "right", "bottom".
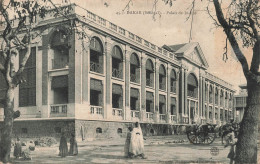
{"left": 212, "top": 1, "right": 259, "bottom": 163}
{"left": 0, "top": 0, "right": 92, "bottom": 162}
{"left": 164, "top": 0, "right": 259, "bottom": 163}
{"left": 0, "top": 0, "right": 51, "bottom": 162}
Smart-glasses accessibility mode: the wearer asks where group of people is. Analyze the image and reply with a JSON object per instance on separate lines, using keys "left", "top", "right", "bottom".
{"left": 13, "top": 137, "right": 34, "bottom": 160}
{"left": 224, "top": 119, "right": 239, "bottom": 164}
{"left": 59, "top": 133, "right": 78, "bottom": 157}
{"left": 124, "top": 122, "right": 146, "bottom": 159}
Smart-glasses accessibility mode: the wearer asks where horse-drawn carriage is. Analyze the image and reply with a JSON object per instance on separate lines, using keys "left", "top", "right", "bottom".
{"left": 186, "top": 123, "right": 217, "bottom": 144}
{"left": 186, "top": 122, "right": 240, "bottom": 145}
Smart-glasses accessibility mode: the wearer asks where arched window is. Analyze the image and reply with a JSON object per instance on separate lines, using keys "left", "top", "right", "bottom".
{"left": 220, "top": 90, "right": 224, "bottom": 106}
{"left": 215, "top": 88, "right": 219, "bottom": 105}
{"left": 229, "top": 93, "right": 232, "bottom": 107}
{"left": 112, "top": 46, "right": 123, "bottom": 79}
{"left": 145, "top": 59, "right": 154, "bottom": 87}
{"left": 170, "top": 69, "right": 177, "bottom": 93}
{"left": 187, "top": 73, "right": 198, "bottom": 98}
{"left": 204, "top": 83, "right": 208, "bottom": 102}
{"left": 130, "top": 53, "right": 140, "bottom": 83}
{"left": 96, "top": 127, "right": 102, "bottom": 133}
{"left": 90, "top": 37, "right": 104, "bottom": 74}
{"left": 209, "top": 85, "right": 213, "bottom": 103}
{"left": 159, "top": 65, "right": 166, "bottom": 91}
{"left": 117, "top": 128, "right": 122, "bottom": 134}
{"left": 150, "top": 129, "right": 154, "bottom": 134}
{"left": 50, "top": 29, "right": 69, "bottom": 70}
{"left": 225, "top": 92, "right": 228, "bottom": 107}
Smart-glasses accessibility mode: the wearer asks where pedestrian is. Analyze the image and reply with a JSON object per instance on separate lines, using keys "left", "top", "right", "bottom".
{"left": 21, "top": 144, "right": 32, "bottom": 160}
{"left": 129, "top": 122, "right": 146, "bottom": 159}
{"left": 224, "top": 131, "right": 237, "bottom": 164}
{"left": 59, "top": 132, "right": 68, "bottom": 157}
{"left": 124, "top": 127, "right": 133, "bottom": 158}
{"left": 69, "top": 133, "right": 78, "bottom": 156}
{"left": 14, "top": 137, "right": 22, "bottom": 159}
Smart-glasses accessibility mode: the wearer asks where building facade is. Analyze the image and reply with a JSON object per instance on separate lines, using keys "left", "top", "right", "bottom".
{"left": 0, "top": 4, "right": 235, "bottom": 139}
{"left": 234, "top": 84, "right": 247, "bottom": 122}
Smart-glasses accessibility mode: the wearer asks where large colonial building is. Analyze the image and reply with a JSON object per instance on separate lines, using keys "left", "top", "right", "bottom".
{"left": 0, "top": 4, "right": 235, "bottom": 139}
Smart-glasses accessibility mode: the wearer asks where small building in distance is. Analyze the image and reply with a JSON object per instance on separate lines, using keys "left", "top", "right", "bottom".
{"left": 234, "top": 84, "right": 247, "bottom": 122}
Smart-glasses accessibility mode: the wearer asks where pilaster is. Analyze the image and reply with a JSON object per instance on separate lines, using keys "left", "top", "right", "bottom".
{"left": 217, "top": 87, "right": 221, "bottom": 124}
{"left": 154, "top": 58, "right": 160, "bottom": 123}
{"left": 176, "top": 69, "right": 180, "bottom": 123}
{"left": 140, "top": 52, "right": 147, "bottom": 122}
{"left": 166, "top": 65, "right": 171, "bottom": 123}
{"left": 125, "top": 45, "right": 131, "bottom": 121}
{"left": 206, "top": 82, "right": 210, "bottom": 122}
{"left": 212, "top": 84, "right": 216, "bottom": 124}
{"left": 105, "top": 37, "right": 113, "bottom": 119}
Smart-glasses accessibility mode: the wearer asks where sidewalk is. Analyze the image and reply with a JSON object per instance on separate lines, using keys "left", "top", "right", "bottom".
{"left": 12, "top": 135, "right": 230, "bottom": 164}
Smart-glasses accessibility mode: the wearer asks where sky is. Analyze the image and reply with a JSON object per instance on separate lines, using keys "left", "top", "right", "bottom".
{"left": 57, "top": 0, "right": 252, "bottom": 92}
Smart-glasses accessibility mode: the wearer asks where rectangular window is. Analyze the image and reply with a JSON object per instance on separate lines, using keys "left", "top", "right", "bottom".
{"left": 90, "top": 79, "right": 103, "bottom": 106}
{"left": 19, "top": 48, "right": 36, "bottom": 107}
{"left": 146, "top": 91, "right": 154, "bottom": 112}
{"left": 130, "top": 97, "right": 137, "bottom": 110}
{"left": 146, "top": 100, "right": 152, "bottom": 112}
{"left": 90, "top": 90, "right": 102, "bottom": 106}
{"left": 112, "top": 94, "right": 121, "bottom": 108}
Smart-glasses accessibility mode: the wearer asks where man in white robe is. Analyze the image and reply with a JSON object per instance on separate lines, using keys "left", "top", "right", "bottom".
{"left": 129, "top": 122, "right": 146, "bottom": 159}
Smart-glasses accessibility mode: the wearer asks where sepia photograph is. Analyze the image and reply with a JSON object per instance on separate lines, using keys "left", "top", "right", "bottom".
{"left": 0, "top": 0, "right": 259, "bottom": 163}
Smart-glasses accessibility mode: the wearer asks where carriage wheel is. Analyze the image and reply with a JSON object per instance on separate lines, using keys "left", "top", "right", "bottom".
{"left": 203, "top": 130, "right": 216, "bottom": 144}
{"left": 187, "top": 131, "right": 199, "bottom": 144}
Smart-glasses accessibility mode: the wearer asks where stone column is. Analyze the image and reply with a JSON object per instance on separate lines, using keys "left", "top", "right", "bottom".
{"left": 184, "top": 69, "right": 188, "bottom": 124}
{"left": 124, "top": 45, "right": 131, "bottom": 121}
{"left": 154, "top": 58, "right": 160, "bottom": 123}
{"left": 218, "top": 87, "right": 221, "bottom": 124}
{"left": 41, "top": 35, "right": 49, "bottom": 118}
{"left": 212, "top": 84, "right": 216, "bottom": 123}
{"left": 223, "top": 89, "right": 226, "bottom": 123}
{"left": 206, "top": 82, "right": 210, "bottom": 122}
{"left": 82, "top": 38, "right": 89, "bottom": 103}
{"left": 199, "top": 75, "right": 203, "bottom": 119}
{"left": 105, "top": 37, "right": 113, "bottom": 119}
{"left": 176, "top": 69, "right": 180, "bottom": 123}
{"left": 166, "top": 65, "right": 171, "bottom": 123}
{"left": 202, "top": 77, "right": 205, "bottom": 120}
{"left": 179, "top": 67, "right": 185, "bottom": 123}
{"left": 140, "top": 53, "right": 147, "bottom": 122}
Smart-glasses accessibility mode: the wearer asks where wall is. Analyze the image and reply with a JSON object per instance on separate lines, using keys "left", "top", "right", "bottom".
{"left": 0, "top": 120, "right": 75, "bottom": 139}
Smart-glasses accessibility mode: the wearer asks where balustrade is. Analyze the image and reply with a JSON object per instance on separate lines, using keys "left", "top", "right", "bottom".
{"left": 50, "top": 104, "right": 67, "bottom": 117}
{"left": 159, "top": 83, "right": 166, "bottom": 90}
{"left": 131, "top": 111, "right": 139, "bottom": 118}
{"left": 187, "top": 90, "right": 197, "bottom": 98}
{"left": 146, "top": 79, "right": 153, "bottom": 87}
{"left": 170, "top": 115, "right": 177, "bottom": 122}
{"left": 146, "top": 112, "right": 154, "bottom": 120}
{"left": 159, "top": 114, "right": 166, "bottom": 121}
{"left": 130, "top": 74, "right": 137, "bottom": 83}
{"left": 112, "top": 108, "right": 124, "bottom": 118}
{"left": 112, "top": 68, "right": 122, "bottom": 79}
{"left": 90, "top": 62, "right": 102, "bottom": 73}
{"left": 90, "top": 105, "right": 103, "bottom": 115}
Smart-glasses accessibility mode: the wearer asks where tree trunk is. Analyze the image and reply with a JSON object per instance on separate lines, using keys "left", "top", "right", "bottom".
{"left": 0, "top": 87, "right": 15, "bottom": 163}
{"left": 235, "top": 78, "right": 260, "bottom": 164}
